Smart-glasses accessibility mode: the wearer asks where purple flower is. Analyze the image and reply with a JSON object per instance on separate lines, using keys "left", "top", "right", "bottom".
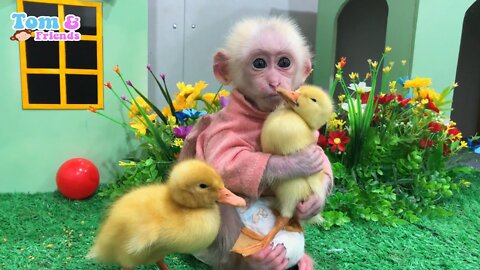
{"left": 173, "top": 125, "right": 193, "bottom": 139}
{"left": 126, "top": 80, "right": 133, "bottom": 87}
{"left": 121, "top": 95, "right": 127, "bottom": 101}
{"left": 146, "top": 64, "right": 151, "bottom": 71}
{"left": 220, "top": 96, "right": 229, "bottom": 108}
{"left": 160, "top": 73, "right": 166, "bottom": 81}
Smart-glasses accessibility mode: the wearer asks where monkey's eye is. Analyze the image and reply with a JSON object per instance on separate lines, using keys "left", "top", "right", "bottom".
{"left": 253, "top": 58, "right": 267, "bottom": 69}
{"left": 277, "top": 57, "right": 291, "bottom": 68}
{"left": 198, "top": 183, "right": 209, "bottom": 189}
{"left": 310, "top": 98, "right": 317, "bottom": 102}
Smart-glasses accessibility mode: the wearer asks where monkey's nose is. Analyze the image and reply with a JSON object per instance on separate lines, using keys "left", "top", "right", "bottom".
{"left": 269, "top": 82, "right": 280, "bottom": 88}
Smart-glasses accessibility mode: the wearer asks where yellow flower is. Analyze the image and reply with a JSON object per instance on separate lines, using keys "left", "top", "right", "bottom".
{"left": 367, "top": 59, "right": 372, "bottom": 64}
{"left": 349, "top": 72, "right": 358, "bottom": 80}
{"left": 414, "top": 88, "right": 440, "bottom": 102}
{"left": 384, "top": 46, "right": 392, "bottom": 53}
{"left": 457, "top": 141, "right": 468, "bottom": 150}
{"left": 389, "top": 81, "right": 396, "bottom": 89}
{"left": 460, "top": 180, "right": 471, "bottom": 188}
{"left": 129, "top": 97, "right": 152, "bottom": 118}
{"left": 401, "top": 60, "right": 407, "bottom": 66}
{"left": 453, "top": 132, "right": 463, "bottom": 141}
{"left": 335, "top": 73, "right": 342, "bottom": 80}
{"left": 118, "top": 160, "right": 136, "bottom": 166}
{"left": 421, "top": 98, "right": 429, "bottom": 105}
{"left": 453, "top": 82, "right": 459, "bottom": 88}
{"left": 371, "top": 61, "right": 378, "bottom": 68}
{"left": 129, "top": 113, "right": 157, "bottom": 137}
{"left": 403, "top": 77, "right": 432, "bottom": 89}
{"left": 203, "top": 90, "right": 230, "bottom": 104}
{"left": 383, "top": 66, "right": 391, "bottom": 73}
{"left": 338, "top": 95, "right": 346, "bottom": 102}
{"left": 173, "top": 138, "right": 184, "bottom": 147}
{"left": 176, "top": 80, "right": 208, "bottom": 108}
{"left": 161, "top": 99, "right": 189, "bottom": 118}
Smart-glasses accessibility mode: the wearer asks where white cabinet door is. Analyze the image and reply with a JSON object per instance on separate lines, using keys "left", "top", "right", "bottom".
{"left": 148, "top": 0, "right": 317, "bottom": 106}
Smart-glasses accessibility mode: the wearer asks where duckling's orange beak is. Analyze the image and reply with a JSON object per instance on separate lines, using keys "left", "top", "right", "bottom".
{"left": 277, "top": 87, "right": 300, "bottom": 106}
{"left": 217, "top": 187, "right": 246, "bottom": 207}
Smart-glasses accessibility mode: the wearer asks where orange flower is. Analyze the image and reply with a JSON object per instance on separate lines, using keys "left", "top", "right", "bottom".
{"left": 88, "top": 106, "right": 97, "bottom": 113}
{"left": 113, "top": 65, "right": 120, "bottom": 74}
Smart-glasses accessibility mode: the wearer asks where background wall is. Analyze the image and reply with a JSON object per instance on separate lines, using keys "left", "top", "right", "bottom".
{"left": 0, "top": 0, "right": 148, "bottom": 192}
{"left": 410, "top": 0, "right": 475, "bottom": 110}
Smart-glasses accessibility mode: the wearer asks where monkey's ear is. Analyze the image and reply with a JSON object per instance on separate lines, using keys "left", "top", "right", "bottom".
{"left": 303, "top": 58, "right": 313, "bottom": 81}
{"left": 213, "top": 50, "right": 231, "bottom": 85}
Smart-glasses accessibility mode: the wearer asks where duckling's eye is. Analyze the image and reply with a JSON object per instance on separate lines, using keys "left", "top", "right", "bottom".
{"left": 198, "top": 183, "right": 209, "bottom": 189}
{"left": 310, "top": 98, "right": 317, "bottom": 102}
{"left": 278, "top": 57, "right": 291, "bottom": 68}
{"left": 253, "top": 58, "right": 267, "bottom": 69}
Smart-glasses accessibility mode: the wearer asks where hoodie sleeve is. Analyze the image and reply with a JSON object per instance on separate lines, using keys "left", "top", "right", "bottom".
{"left": 200, "top": 130, "right": 271, "bottom": 198}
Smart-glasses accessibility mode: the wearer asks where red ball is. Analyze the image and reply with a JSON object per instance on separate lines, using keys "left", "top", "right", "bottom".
{"left": 56, "top": 158, "right": 100, "bottom": 200}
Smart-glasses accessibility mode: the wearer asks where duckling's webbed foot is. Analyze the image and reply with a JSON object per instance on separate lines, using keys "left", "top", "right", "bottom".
{"left": 231, "top": 216, "right": 291, "bottom": 257}
{"left": 285, "top": 217, "right": 304, "bottom": 232}
{"left": 157, "top": 258, "right": 169, "bottom": 270}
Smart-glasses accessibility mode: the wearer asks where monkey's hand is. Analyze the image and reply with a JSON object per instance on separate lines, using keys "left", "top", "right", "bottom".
{"left": 295, "top": 193, "right": 324, "bottom": 221}
{"left": 263, "top": 145, "right": 325, "bottom": 182}
{"left": 297, "top": 254, "right": 314, "bottom": 270}
{"left": 245, "top": 244, "right": 289, "bottom": 270}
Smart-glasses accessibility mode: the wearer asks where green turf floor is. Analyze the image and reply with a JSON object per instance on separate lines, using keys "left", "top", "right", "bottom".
{"left": 1, "top": 169, "right": 479, "bottom": 270}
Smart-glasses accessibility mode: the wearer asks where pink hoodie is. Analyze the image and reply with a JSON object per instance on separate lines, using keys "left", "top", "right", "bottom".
{"left": 180, "top": 89, "right": 332, "bottom": 197}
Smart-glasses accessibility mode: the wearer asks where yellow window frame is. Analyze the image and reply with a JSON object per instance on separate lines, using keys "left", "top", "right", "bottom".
{"left": 17, "top": 0, "right": 103, "bottom": 110}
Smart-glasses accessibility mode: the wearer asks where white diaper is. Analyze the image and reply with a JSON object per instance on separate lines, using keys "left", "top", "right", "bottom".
{"left": 236, "top": 198, "right": 304, "bottom": 268}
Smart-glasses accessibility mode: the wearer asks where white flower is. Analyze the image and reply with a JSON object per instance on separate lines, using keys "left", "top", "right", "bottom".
{"left": 341, "top": 100, "right": 367, "bottom": 114}
{"left": 348, "top": 82, "right": 372, "bottom": 94}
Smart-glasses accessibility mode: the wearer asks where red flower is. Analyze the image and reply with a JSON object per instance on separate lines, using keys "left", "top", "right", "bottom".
{"left": 399, "top": 98, "right": 411, "bottom": 107}
{"left": 420, "top": 138, "right": 434, "bottom": 148}
{"left": 328, "top": 130, "right": 350, "bottom": 152}
{"left": 360, "top": 92, "right": 370, "bottom": 104}
{"left": 428, "top": 122, "right": 443, "bottom": 133}
{"left": 443, "top": 143, "right": 452, "bottom": 156}
{"left": 397, "top": 95, "right": 411, "bottom": 107}
{"left": 104, "top": 82, "right": 112, "bottom": 89}
{"left": 340, "top": 57, "right": 347, "bottom": 68}
{"left": 375, "top": 94, "right": 396, "bottom": 104}
{"left": 317, "top": 134, "right": 328, "bottom": 148}
{"left": 448, "top": 127, "right": 461, "bottom": 141}
{"left": 426, "top": 98, "right": 439, "bottom": 113}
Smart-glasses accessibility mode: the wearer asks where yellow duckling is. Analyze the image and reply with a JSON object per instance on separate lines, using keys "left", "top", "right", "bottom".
{"left": 234, "top": 85, "right": 333, "bottom": 256}
{"left": 87, "top": 159, "right": 246, "bottom": 270}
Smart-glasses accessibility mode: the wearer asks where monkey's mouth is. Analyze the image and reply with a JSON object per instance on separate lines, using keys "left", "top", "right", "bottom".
{"left": 276, "top": 87, "right": 299, "bottom": 106}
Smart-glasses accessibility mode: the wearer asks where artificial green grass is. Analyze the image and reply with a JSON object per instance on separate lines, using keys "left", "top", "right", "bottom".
{"left": 1, "top": 169, "right": 479, "bottom": 270}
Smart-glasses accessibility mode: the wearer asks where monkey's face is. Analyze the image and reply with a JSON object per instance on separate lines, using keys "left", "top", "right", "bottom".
{"left": 234, "top": 30, "right": 304, "bottom": 112}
